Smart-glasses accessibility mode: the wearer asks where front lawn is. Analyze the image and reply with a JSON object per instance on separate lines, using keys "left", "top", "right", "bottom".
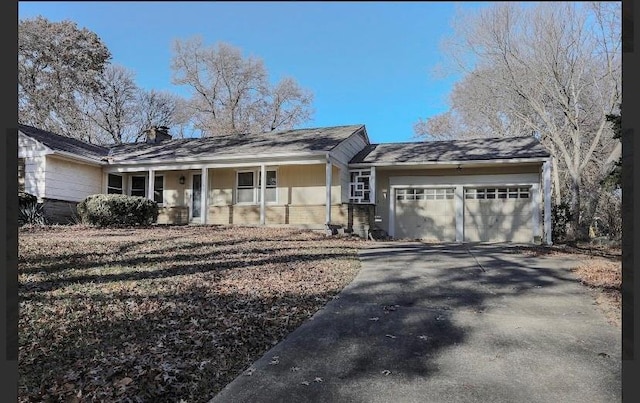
{"left": 18, "top": 225, "right": 364, "bottom": 402}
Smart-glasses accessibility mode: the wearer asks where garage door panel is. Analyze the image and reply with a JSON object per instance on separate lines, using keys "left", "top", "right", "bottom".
{"left": 463, "top": 186, "right": 533, "bottom": 243}
{"left": 394, "top": 188, "right": 455, "bottom": 241}
{"left": 464, "top": 227, "right": 532, "bottom": 243}
{"left": 464, "top": 200, "right": 532, "bottom": 215}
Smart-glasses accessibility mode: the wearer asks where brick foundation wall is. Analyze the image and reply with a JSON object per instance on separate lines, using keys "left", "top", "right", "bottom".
{"left": 206, "top": 203, "right": 375, "bottom": 235}
{"left": 157, "top": 206, "right": 189, "bottom": 225}
{"left": 41, "top": 198, "right": 79, "bottom": 225}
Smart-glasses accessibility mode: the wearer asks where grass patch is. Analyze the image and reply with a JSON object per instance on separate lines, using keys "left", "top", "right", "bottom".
{"left": 19, "top": 225, "right": 365, "bottom": 402}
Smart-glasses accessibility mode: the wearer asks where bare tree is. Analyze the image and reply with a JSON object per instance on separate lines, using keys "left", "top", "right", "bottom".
{"left": 132, "top": 90, "right": 181, "bottom": 141}
{"left": 18, "top": 16, "right": 111, "bottom": 141}
{"left": 415, "top": 2, "right": 621, "bottom": 240}
{"left": 86, "top": 64, "right": 138, "bottom": 144}
{"left": 171, "top": 37, "right": 314, "bottom": 136}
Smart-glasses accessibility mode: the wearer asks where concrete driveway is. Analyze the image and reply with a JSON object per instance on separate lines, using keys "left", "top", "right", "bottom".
{"left": 211, "top": 242, "right": 621, "bottom": 403}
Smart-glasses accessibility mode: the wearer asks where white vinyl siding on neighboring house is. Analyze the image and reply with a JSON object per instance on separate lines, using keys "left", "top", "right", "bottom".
{"left": 43, "top": 156, "right": 102, "bottom": 202}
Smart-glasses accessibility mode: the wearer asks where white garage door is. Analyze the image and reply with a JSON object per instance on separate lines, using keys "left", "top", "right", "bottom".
{"left": 395, "top": 188, "right": 455, "bottom": 241}
{"left": 463, "top": 187, "right": 533, "bottom": 243}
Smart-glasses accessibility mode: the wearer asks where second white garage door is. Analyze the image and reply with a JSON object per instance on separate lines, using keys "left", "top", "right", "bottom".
{"left": 463, "top": 187, "right": 533, "bottom": 243}
{"left": 394, "top": 188, "right": 456, "bottom": 241}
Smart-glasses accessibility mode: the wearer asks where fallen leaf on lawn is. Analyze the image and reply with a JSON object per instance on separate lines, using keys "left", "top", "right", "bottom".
{"left": 301, "top": 381, "right": 310, "bottom": 386}
{"left": 290, "top": 367, "right": 300, "bottom": 372}
{"left": 385, "top": 334, "right": 396, "bottom": 339}
{"left": 369, "top": 317, "right": 379, "bottom": 321}
{"left": 418, "top": 335, "right": 429, "bottom": 340}
{"left": 381, "top": 370, "right": 391, "bottom": 376}
{"left": 314, "top": 377, "right": 323, "bottom": 383}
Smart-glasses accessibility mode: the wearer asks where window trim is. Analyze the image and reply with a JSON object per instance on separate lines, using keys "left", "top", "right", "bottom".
{"left": 107, "top": 173, "right": 123, "bottom": 195}
{"left": 464, "top": 186, "right": 530, "bottom": 200}
{"left": 153, "top": 174, "right": 165, "bottom": 206}
{"left": 129, "top": 175, "right": 147, "bottom": 198}
{"left": 235, "top": 168, "right": 278, "bottom": 205}
{"left": 396, "top": 187, "right": 454, "bottom": 201}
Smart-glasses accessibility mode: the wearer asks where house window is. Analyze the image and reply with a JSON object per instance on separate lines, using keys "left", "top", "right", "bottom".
{"left": 237, "top": 171, "right": 255, "bottom": 203}
{"left": 236, "top": 170, "right": 277, "bottom": 204}
{"left": 131, "top": 176, "right": 146, "bottom": 197}
{"left": 153, "top": 175, "right": 164, "bottom": 204}
{"left": 465, "top": 187, "right": 530, "bottom": 199}
{"left": 396, "top": 188, "right": 454, "bottom": 201}
{"left": 107, "top": 174, "right": 123, "bottom": 194}
{"left": 258, "top": 170, "right": 277, "bottom": 203}
{"left": 18, "top": 158, "right": 25, "bottom": 192}
{"left": 349, "top": 170, "right": 371, "bottom": 203}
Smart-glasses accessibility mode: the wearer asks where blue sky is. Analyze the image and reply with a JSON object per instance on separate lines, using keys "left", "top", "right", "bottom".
{"left": 18, "top": 1, "right": 490, "bottom": 144}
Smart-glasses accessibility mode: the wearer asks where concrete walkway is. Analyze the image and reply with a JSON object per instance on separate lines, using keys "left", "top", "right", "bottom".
{"left": 211, "top": 242, "right": 621, "bottom": 403}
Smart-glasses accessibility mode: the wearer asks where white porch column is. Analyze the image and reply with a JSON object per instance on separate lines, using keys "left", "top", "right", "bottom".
{"left": 260, "top": 164, "right": 266, "bottom": 225}
{"left": 388, "top": 186, "right": 396, "bottom": 238}
{"left": 148, "top": 169, "right": 155, "bottom": 201}
{"left": 455, "top": 185, "right": 464, "bottom": 243}
{"left": 369, "top": 166, "right": 376, "bottom": 204}
{"left": 543, "top": 160, "right": 552, "bottom": 245}
{"left": 103, "top": 172, "right": 109, "bottom": 194}
{"left": 531, "top": 183, "right": 540, "bottom": 243}
{"left": 201, "top": 167, "right": 208, "bottom": 225}
{"left": 325, "top": 158, "right": 332, "bottom": 224}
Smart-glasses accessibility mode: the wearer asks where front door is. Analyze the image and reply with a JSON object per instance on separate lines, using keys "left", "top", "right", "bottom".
{"left": 191, "top": 174, "right": 202, "bottom": 219}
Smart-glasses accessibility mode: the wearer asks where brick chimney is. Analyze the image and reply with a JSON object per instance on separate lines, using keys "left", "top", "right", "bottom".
{"left": 144, "top": 126, "right": 172, "bottom": 144}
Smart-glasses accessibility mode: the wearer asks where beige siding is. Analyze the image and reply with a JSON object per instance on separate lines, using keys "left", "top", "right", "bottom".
{"left": 278, "top": 164, "right": 340, "bottom": 205}
{"left": 211, "top": 168, "right": 235, "bottom": 205}
{"left": 160, "top": 171, "right": 185, "bottom": 207}
{"left": 44, "top": 156, "right": 102, "bottom": 202}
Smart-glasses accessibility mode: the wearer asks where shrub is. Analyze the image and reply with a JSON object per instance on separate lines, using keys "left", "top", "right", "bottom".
{"left": 77, "top": 194, "right": 159, "bottom": 226}
{"left": 18, "top": 200, "right": 47, "bottom": 226}
{"left": 552, "top": 200, "right": 572, "bottom": 243}
{"left": 19, "top": 191, "right": 37, "bottom": 207}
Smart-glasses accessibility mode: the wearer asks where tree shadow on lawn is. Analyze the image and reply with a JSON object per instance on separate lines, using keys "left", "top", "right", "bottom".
{"left": 20, "top": 248, "right": 358, "bottom": 293}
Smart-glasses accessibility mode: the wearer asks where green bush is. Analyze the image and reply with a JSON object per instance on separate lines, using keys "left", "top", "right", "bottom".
{"left": 77, "top": 194, "right": 159, "bottom": 226}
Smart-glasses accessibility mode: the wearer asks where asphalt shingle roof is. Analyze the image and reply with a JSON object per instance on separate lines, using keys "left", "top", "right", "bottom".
{"left": 18, "top": 124, "right": 110, "bottom": 159}
{"left": 350, "top": 136, "right": 550, "bottom": 164}
{"left": 106, "top": 125, "right": 365, "bottom": 163}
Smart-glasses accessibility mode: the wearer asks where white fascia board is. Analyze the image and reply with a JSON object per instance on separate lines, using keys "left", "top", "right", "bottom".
{"left": 349, "top": 157, "right": 549, "bottom": 169}
{"left": 104, "top": 156, "right": 328, "bottom": 173}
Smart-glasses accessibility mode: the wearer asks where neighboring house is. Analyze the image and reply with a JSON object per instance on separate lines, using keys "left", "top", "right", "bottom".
{"left": 18, "top": 123, "right": 553, "bottom": 244}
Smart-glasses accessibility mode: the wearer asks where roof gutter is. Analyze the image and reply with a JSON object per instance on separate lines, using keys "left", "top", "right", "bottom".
{"left": 107, "top": 150, "right": 329, "bottom": 165}
{"left": 348, "top": 156, "right": 551, "bottom": 168}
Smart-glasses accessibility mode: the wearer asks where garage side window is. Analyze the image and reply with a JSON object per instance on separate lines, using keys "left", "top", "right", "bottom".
{"left": 465, "top": 187, "right": 530, "bottom": 199}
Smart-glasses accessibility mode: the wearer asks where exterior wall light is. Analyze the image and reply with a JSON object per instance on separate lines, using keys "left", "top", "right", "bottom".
{"left": 179, "top": 175, "right": 186, "bottom": 185}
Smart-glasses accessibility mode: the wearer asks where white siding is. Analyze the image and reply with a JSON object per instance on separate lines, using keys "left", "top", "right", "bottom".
{"left": 18, "top": 132, "right": 49, "bottom": 157}
{"left": 44, "top": 156, "right": 103, "bottom": 202}
{"left": 23, "top": 156, "right": 46, "bottom": 199}
{"left": 329, "top": 130, "right": 368, "bottom": 166}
